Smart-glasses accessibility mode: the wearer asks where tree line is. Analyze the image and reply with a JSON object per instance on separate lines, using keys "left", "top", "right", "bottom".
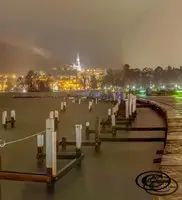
{"left": 102, "top": 64, "right": 182, "bottom": 88}
{"left": 17, "top": 65, "right": 182, "bottom": 91}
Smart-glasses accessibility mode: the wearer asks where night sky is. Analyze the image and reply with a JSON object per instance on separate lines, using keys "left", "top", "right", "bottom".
{"left": 0, "top": 0, "right": 181, "bottom": 70}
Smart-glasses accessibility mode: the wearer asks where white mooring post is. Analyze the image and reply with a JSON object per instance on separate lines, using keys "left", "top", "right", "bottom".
{"left": 128, "top": 94, "right": 132, "bottom": 118}
{"left": 49, "top": 111, "right": 54, "bottom": 119}
{"left": 10, "top": 110, "right": 16, "bottom": 121}
{"left": 133, "top": 96, "right": 136, "bottom": 113}
{"left": 111, "top": 114, "right": 116, "bottom": 127}
{"left": 54, "top": 110, "right": 59, "bottom": 133}
{"left": 132, "top": 96, "right": 135, "bottom": 114}
{"left": 85, "top": 122, "right": 90, "bottom": 140}
{"left": 123, "top": 93, "right": 126, "bottom": 101}
{"left": 54, "top": 110, "right": 59, "bottom": 121}
{"left": 75, "top": 124, "right": 82, "bottom": 156}
{"left": 112, "top": 107, "right": 116, "bottom": 115}
{"left": 63, "top": 101, "right": 67, "bottom": 110}
{"left": 37, "top": 133, "right": 44, "bottom": 159}
{"left": 113, "top": 93, "right": 116, "bottom": 101}
{"left": 95, "top": 98, "right": 98, "bottom": 104}
{"left": 115, "top": 104, "right": 119, "bottom": 113}
{"left": 46, "top": 118, "right": 57, "bottom": 177}
{"left": 111, "top": 114, "right": 116, "bottom": 136}
{"left": 60, "top": 102, "right": 64, "bottom": 111}
{"left": 2, "top": 111, "right": 7, "bottom": 126}
{"left": 78, "top": 99, "right": 81, "bottom": 105}
{"left": 52, "top": 131, "right": 57, "bottom": 176}
{"left": 125, "top": 99, "right": 129, "bottom": 119}
{"left": 88, "top": 101, "right": 92, "bottom": 111}
{"left": 108, "top": 108, "right": 111, "bottom": 118}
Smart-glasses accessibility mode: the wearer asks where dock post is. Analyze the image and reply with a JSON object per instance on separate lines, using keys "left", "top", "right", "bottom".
{"left": 133, "top": 96, "right": 137, "bottom": 118}
{"left": 36, "top": 133, "right": 45, "bottom": 167}
{"left": 2, "top": 111, "right": 7, "bottom": 129}
{"left": 125, "top": 99, "right": 129, "bottom": 129}
{"left": 128, "top": 94, "right": 132, "bottom": 124}
{"left": 115, "top": 103, "right": 119, "bottom": 116}
{"left": 54, "top": 110, "right": 59, "bottom": 131}
{"left": 63, "top": 101, "right": 67, "bottom": 111}
{"left": 85, "top": 122, "right": 90, "bottom": 140}
{"left": 125, "top": 99, "right": 129, "bottom": 120}
{"left": 112, "top": 107, "right": 116, "bottom": 116}
{"left": 75, "top": 124, "right": 82, "bottom": 160}
{"left": 111, "top": 114, "right": 116, "bottom": 137}
{"left": 49, "top": 111, "right": 54, "bottom": 119}
{"left": 108, "top": 108, "right": 111, "bottom": 120}
{"left": 46, "top": 118, "right": 57, "bottom": 190}
{"left": 60, "top": 102, "right": 64, "bottom": 112}
{"left": 95, "top": 117, "right": 101, "bottom": 152}
{"left": 88, "top": 101, "right": 92, "bottom": 112}
{"left": 113, "top": 93, "right": 116, "bottom": 101}
{"left": 54, "top": 110, "right": 59, "bottom": 151}
{"left": 10, "top": 110, "right": 16, "bottom": 128}
{"left": 62, "top": 137, "right": 67, "bottom": 150}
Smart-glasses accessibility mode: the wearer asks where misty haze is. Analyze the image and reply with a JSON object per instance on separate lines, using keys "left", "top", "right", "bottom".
{"left": 0, "top": 0, "right": 182, "bottom": 72}
{"left": 0, "top": 1, "right": 181, "bottom": 200}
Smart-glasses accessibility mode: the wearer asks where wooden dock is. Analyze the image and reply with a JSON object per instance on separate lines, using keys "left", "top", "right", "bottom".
{"left": 150, "top": 97, "right": 182, "bottom": 200}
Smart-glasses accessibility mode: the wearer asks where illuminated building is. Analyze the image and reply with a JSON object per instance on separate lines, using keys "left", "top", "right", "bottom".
{"left": 72, "top": 53, "right": 82, "bottom": 71}
{"left": 83, "top": 68, "right": 106, "bottom": 79}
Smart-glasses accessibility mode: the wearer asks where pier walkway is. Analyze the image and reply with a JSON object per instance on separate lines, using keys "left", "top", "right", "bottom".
{"left": 142, "top": 96, "right": 182, "bottom": 200}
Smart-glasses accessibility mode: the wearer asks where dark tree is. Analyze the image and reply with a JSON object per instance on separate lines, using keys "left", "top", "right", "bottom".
{"left": 90, "top": 75, "right": 98, "bottom": 89}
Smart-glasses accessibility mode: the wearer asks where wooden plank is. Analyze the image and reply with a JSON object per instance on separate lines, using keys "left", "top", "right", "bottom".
{"left": 161, "top": 154, "right": 182, "bottom": 166}
{"left": 168, "top": 119, "right": 182, "bottom": 123}
{"left": 168, "top": 124, "right": 182, "bottom": 128}
{"left": 166, "top": 133, "right": 182, "bottom": 140}
{"left": 115, "top": 127, "right": 166, "bottom": 131}
{"left": 160, "top": 165, "right": 182, "bottom": 182}
{"left": 165, "top": 140, "right": 182, "bottom": 154}
{"left": 100, "top": 137, "right": 165, "bottom": 142}
{"left": 153, "top": 194, "right": 182, "bottom": 200}
{"left": 0, "top": 171, "right": 50, "bottom": 183}
{"left": 152, "top": 181, "right": 181, "bottom": 200}
{"left": 168, "top": 128, "right": 182, "bottom": 132}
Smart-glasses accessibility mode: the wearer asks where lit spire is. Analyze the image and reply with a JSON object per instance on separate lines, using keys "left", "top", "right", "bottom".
{"left": 73, "top": 53, "right": 81, "bottom": 71}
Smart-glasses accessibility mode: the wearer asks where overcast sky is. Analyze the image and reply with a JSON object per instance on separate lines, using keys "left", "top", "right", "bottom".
{"left": 0, "top": 0, "right": 181, "bottom": 69}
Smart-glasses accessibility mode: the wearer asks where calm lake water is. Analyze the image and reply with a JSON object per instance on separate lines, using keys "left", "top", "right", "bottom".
{"left": 0, "top": 93, "right": 165, "bottom": 200}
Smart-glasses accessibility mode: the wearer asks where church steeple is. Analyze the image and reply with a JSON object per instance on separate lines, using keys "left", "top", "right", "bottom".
{"left": 73, "top": 53, "right": 82, "bottom": 71}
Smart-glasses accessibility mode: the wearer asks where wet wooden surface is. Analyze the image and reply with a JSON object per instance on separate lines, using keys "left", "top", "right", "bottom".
{"left": 147, "top": 97, "right": 182, "bottom": 200}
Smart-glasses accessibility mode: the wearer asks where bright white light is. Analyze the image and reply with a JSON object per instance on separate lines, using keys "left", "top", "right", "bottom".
{"left": 53, "top": 85, "right": 58, "bottom": 91}
{"left": 23, "top": 88, "right": 27, "bottom": 93}
{"left": 72, "top": 53, "right": 82, "bottom": 71}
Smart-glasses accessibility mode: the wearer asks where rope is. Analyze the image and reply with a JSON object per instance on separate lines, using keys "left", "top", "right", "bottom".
{"left": 0, "top": 130, "right": 46, "bottom": 148}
